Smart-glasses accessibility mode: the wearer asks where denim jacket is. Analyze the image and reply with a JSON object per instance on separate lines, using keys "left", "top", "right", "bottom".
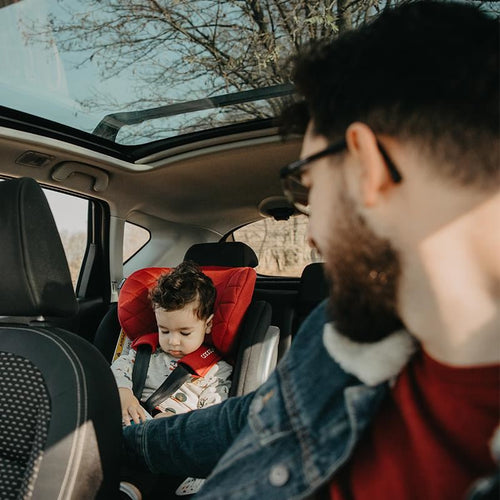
{"left": 123, "top": 301, "right": 499, "bottom": 499}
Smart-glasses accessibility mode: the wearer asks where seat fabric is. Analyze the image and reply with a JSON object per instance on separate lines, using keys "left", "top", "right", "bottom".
{"left": 0, "top": 352, "right": 49, "bottom": 500}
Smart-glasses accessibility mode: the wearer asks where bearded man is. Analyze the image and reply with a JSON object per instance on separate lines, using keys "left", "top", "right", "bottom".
{"left": 122, "top": 2, "right": 499, "bottom": 498}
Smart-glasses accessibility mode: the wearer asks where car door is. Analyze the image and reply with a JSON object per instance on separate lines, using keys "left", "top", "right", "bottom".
{"left": 45, "top": 188, "right": 111, "bottom": 342}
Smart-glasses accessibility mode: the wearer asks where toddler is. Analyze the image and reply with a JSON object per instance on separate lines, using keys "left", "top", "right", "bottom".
{"left": 111, "top": 260, "right": 232, "bottom": 425}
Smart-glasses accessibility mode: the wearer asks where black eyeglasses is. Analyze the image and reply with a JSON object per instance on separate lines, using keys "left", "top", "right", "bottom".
{"left": 280, "top": 138, "right": 403, "bottom": 215}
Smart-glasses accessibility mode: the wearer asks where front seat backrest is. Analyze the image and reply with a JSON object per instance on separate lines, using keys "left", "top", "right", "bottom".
{"left": 0, "top": 177, "right": 122, "bottom": 499}
{"left": 293, "top": 262, "right": 329, "bottom": 334}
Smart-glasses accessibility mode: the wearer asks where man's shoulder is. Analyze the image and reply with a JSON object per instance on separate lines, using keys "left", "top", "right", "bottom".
{"left": 323, "top": 324, "right": 417, "bottom": 386}
{"left": 292, "top": 299, "right": 417, "bottom": 386}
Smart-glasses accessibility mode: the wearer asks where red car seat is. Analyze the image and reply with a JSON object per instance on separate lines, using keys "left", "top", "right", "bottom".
{"left": 93, "top": 242, "right": 278, "bottom": 398}
{"left": 116, "top": 266, "right": 257, "bottom": 395}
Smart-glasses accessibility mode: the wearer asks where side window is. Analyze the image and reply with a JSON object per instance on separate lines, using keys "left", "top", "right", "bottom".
{"left": 123, "top": 221, "right": 150, "bottom": 262}
{"left": 44, "top": 189, "right": 88, "bottom": 288}
{"left": 233, "top": 215, "right": 322, "bottom": 277}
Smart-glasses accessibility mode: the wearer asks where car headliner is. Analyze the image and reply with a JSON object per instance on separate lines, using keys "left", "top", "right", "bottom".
{"left": 0, "top": 122, "right": 302, "bottom": 237}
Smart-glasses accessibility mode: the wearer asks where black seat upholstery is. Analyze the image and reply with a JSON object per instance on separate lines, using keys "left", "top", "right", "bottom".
{"left": 254, "top": 262, "right": 328, "bottom": 361}
{"left": 0, "top": 177, "right": 122, "bottom": 499}
{"left": 293, "top": 262, "right": 329, "bottom": 334}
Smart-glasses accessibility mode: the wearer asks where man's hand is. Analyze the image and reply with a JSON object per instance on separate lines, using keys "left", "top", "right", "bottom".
{"left": 119, "top": 387, "right": 147, "bottom": 425}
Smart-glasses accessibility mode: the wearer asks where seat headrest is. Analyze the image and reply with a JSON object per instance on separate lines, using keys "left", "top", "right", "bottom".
{"left": 298, "top": 262, "right": 328, "bottom": 305}
{"left": 183, "top": 242, "right": 258, "bottom": 268}
{"left": 118, "top": 266, "right": 256, "bottom": 355}
{"left": 0, "top": 177, "right": 77, "bottom": 317}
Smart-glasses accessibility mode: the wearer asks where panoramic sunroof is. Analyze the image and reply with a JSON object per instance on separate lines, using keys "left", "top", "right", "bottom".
{"left": 94, "top": 83, "right": 295, "bottom": 144}
{"left": 2, "top": 0, "right": 495, "bottom": 152}
{"left": 0, "top": 0, "right": 296, "bottom": 148}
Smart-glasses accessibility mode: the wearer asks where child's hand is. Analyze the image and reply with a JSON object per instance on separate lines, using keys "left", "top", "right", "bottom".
{"left": 119, "top": 387, "right": 147, "bottom": 425}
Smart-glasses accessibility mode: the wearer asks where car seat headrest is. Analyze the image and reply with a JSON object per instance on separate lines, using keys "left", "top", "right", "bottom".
{"left": 118, "top": 266, "right": 256, "bottom": 355}
{"left": 0, "top": 177, "right": 77, "bottom": 317}
{"left": 298, "top": 262, "right": 328, "bottom": 307}
{"left": 183, "top": 242, "right": 258, "bottom": 268}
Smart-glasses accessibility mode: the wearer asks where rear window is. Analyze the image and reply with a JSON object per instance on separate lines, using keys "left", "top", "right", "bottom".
{"left": 123, "top": 221, "right": 150, "bottom": 262}
{"left": 233, "top": 215, "right": 322, "bottom": 277}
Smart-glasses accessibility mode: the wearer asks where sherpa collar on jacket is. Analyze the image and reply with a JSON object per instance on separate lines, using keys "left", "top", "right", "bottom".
{"left": 323, "top": 322, "right": 417, "bottom": 386}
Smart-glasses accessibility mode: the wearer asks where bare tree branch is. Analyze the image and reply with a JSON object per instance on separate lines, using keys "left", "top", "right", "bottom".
{"left": 23, "top": 0, "right": 426, "bottom": 140}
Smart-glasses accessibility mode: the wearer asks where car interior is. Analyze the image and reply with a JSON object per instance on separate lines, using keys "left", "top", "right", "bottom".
{"left": 0, "top": 123, "right": 328, "bottom": 499}
{"left": 0, "top": 1, "right": 332, "bottom": 497}
{"left": 2, "top": 0, "right": 499, "bottom": 497}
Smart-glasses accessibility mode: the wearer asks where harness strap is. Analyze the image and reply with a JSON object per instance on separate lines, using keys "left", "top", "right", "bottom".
{"left": 179, "top": 345, "right": 222, "bottom": 377}
{"left": 130, "top": 336, "right": 224, "bottom": 412}
{"left": 132, "top": 344, "right": 152, "bottom": 399}
{"left": 143, "top": 364, "right": 194, "bottom": 415}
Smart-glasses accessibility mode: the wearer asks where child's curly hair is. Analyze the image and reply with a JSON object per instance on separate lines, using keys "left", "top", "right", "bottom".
{"left": 149, "top": 261, "right": 216, "bottom": 320}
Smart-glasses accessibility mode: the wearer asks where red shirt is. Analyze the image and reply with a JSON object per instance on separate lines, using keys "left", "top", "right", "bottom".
{"left": 330, "top": 350, "right": 500, "bottom": 500}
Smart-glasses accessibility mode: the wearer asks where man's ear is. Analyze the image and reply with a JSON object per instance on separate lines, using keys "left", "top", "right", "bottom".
{"left": 205, "top": 313, "right": 214, "bottom": 334}
{"left": 345, "top": 122, "right": 394, "bottom": 207}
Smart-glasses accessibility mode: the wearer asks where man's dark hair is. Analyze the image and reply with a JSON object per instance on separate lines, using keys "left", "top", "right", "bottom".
{"left": 149, "top": 261, "right": 216, "bottom": 319}
{"left": 291, "top": 1, "right": 499, "bottom": 188}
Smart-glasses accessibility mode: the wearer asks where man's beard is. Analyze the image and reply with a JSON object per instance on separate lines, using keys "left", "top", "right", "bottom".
{"left": 324, "top": 193, "right": 405, "bottom": 343}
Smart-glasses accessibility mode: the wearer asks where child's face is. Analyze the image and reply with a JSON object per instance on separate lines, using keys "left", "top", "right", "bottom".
{"left": 154, "top": 302, "right": 213, "bottom": 358}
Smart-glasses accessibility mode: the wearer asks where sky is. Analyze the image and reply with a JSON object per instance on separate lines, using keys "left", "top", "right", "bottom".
{"left": 0, "top": 0, "right": 128, "bottom": 133}
{"left": 0, "top": 0, "right": 270, "bottom": 145}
